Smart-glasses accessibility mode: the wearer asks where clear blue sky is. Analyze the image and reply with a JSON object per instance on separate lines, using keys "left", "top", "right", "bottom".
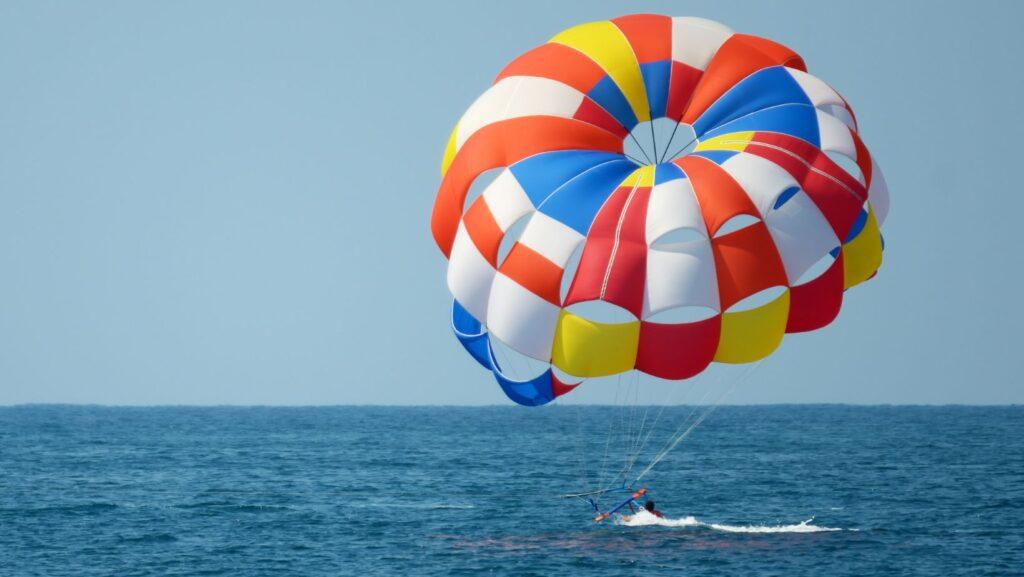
{"left": 1, "top": 1, "right": 1019, "bottom": 405}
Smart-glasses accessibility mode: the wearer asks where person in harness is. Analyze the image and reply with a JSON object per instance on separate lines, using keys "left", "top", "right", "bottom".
{"left": 639, "top": 499, "right": 663, "bottom": 518}
{"left": 592, "top": 489, "right": 666, "bottom": 522}
{"left": 620, "top": 498, "right": 664, "bottom": 522}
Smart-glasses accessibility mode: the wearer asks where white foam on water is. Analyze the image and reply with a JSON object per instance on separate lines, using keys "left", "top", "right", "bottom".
{"left": 615, "top": 510, "right": 846, "bottom": 533}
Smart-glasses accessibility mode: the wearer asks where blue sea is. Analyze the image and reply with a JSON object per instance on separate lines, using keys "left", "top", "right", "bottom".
{"left": 1, "top": 405, "right": 1021, "bottom": 576}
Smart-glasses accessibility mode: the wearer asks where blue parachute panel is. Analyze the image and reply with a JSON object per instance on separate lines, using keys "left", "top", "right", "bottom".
{"left": 452, "top": 300, "right": 492, "bottom": 370}
{"left": 492, "top": 363, "right": 557, "bottom": 407}
{"left": 587, "top": 76, "right": 639, "bottom": 130}
{"left": 538, "top": 159, "right": 637, "bottom": 235}
{"left": 692, "top": 66, "right": 811, "bottom": 136}
{"left": 701, "top": 104, "right": 821, "bottom": 148}
{"left": 640, "top": 61, "right": 671, "bottom": 119}
{"left": 450, "top": 300, "right": 566, "bottom": 407}
{"left": 510, "top": 150, "right": 626, "bottom": 206}
{"left": 844, "top": 208, "right": 869, "bottom": 243}
{"left": 773, "top": 186, "right": 801, "bottom": 209}
{"left": 654, "top": 162, "right": 686, "bottom": 184}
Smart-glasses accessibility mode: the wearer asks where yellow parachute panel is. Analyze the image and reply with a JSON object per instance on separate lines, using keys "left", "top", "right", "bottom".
{"left": 551, "top": 310, "right": 640, "bottom": 377}
{"left": 550, "top": 21, "right": 651, "bottom": 123}
{"left": 714, "top": 290, "right": 790, "bottom": 363}
{"left": 619, "top": 165, "right": 655, "bottom": 188}
{"left": 440, "top": 122, "right": 459, "bottom": 177}
{"left": 842, "top": 207, "right": 883, "bottom": 289}
{"left": 694, "top": 131, "right": 755, "bottom": 153}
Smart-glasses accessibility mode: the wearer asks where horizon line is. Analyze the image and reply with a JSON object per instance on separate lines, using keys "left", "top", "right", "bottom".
{"left": 1, "top": 402, "right": 1020, "bottom": 409}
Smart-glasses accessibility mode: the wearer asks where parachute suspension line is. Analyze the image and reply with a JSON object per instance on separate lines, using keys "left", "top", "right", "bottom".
{"left": 492, "top": 340, "right": 524, "bottom": 382}
{"left": 620, "top": 373, "right": 637, "bottom": 475}
{"left": 608, "top": 377, "right": 635, "bottom": 488}
{"left": 627, "top": 131, "right": 654, "bottom": 166}
{"left": 608, "top": 372, "right": 631, "bottom": 491}
{"left": 634, "top": 372, "right": 653, "bottom": 449}
{"left": 631, "top": 382, "right": 719, "bottom": 483}
{"left": 623, "top": 152, "right": 648, "bottom": 167}
{"left": 594, "top": 374, "right": 624, "bottom": 494}
{"left": 619, "top": 371, "right": 647, "bottom": 485}
{"left": 572, "top": 403, "right": 592, "bottom": 495}
{"left": 618, "top": 379, "right": 667, "bottom": 483}
{"left": 661, "top": 134, "right": 700, "bottom": 166}
{"left": 658, "top": 120, "right": 682, "bottom": 164}
{"left": 641, "top": 363, "right": 738, "bottom": 464}
{"left": 649, "top": 120, "right": 659, "bottom": 165}
{"left": 611, "top": 374, "right": 674, "bottom": 489}
{"left": 606, "top": 371, "right": 647, "bottom": 487}
{"left": 627, "top": 375, "right": 642, "bottom": 476}
{"left": 602, "top": 371, "right": 638, "bottom": 494}
{"left": 653, "top": 361, "right": 763, "bottom": 476}
{"left": 624, "top": 372, "right": 643, "bottom": 471}
{"left": 631, "top": 366, "right": 733, "bottom": 487}
{"left": 611, "top": 373, "right": 634, "bottom": 489}
{"left": 633, "top": 361, "right": 764, "bottom": 484}
{"left": 620, "top": 371, "right": 705, "bottom": 484}
{"left": 562, "top": 399, "right": 590, "bottom": 505}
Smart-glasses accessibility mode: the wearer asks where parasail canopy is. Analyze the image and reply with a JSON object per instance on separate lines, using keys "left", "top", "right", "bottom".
{"left": 433, "top": 15, "right": 889, "bottom": 406}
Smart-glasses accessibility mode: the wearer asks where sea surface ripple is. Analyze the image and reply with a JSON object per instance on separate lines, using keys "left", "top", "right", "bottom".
{"left": 1, "top": 405, "right": 1021, "bottom": 576}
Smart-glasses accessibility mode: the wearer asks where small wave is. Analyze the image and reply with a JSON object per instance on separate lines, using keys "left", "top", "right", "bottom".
{"left": 173, "top": 500, "right": 232, "bottom": 509}
{"left": 363, "top": 500, "right": 475, "bottom": 510}
{"left": 118, "top": 533, "right": 178, "bottom": 544}
{"left": 616, "top": 511, "right": 845, "bottom": 533}
{"left": 172, "top": 502, "right": 291, "bottom": 513}
{"left": 223, "top": 504, "right": 291, "bottom": 513}
{"left": 1, "top": 502, "right": 119, "bottom": 515}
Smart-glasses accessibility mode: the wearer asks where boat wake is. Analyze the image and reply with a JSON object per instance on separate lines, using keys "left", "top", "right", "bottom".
{"left": 615, "top": 510, "right": 846, "bottom": 533}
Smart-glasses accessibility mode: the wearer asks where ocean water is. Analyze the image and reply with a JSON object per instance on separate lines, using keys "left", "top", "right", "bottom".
{"left": 1, "top": 405, "right": 1021, "bottom": 576}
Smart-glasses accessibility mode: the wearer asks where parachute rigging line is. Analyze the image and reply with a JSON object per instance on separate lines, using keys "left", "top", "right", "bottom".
{"left": 619, "top": 369, "right": 707, "bottom": 485}
{"left": 633, "top": 361, "right": 763, "bottom": 484}
{"left": 626, "top": 131, "right": 654, "bottom": 165}
{"left": 657, "top": 119, "right": 683, "bottom": 164}
{"left": 593, "top": 374, "right": 624, "bottom": 494}
{"left": 622, "top": 152, "right": 648, "bottom": 166}
{"left": 649, "top": 119, "right": 659, "bottom": 163}
{"left": 661, "top": 134, "right": 699, "bottom": 165}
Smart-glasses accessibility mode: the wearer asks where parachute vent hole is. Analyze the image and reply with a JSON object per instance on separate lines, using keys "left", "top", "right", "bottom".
{"left": 645, "top": 306, "right": 719, "bottom": 324}
{"left": 464, "top": 167, "right": 503, "bottom": 212}
{"left": 650, "top": 227, "right": 706, "bottom": 251}
{"left": 819, "top": 104, "right": 857, "bottom": 131}
{"left": 794, "top": 251, "right": 839, "bottom": 285}
{"left": 772, "top": 186, "right": 801, "bottom": 210}
{"left": 623, "top": 119, "right": 698, "bottom": 166}
{"left": 565, "top": 300, "right": 636, "bottom": 324}
{"left": 488, "top": 334, "right": 549, "bottom": 378}
{"left": 713, "top": 214, "right": 760, "bottom": 237}
{"left": 844, "top": 206, "right": 870, "bottom": 244}
{"left": 826, "top": 152, "right": 866, "bottom": 186}
{"left": 725, "top": 286, "right": 788, "bottom": 313}
{"left": 496, "top": 213, "right": 532, "bottom": 267}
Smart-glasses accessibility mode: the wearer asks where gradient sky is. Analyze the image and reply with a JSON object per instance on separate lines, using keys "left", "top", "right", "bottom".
{"left": 1, "top": 1, "right": 1020, "bottom": 405}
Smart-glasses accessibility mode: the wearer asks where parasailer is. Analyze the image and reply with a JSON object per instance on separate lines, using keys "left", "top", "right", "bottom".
{"left": 432, "top": 14, "right": 888, "bottom": 517}
{"left": 623, "top": 500, "right": 664, "bottom": 522}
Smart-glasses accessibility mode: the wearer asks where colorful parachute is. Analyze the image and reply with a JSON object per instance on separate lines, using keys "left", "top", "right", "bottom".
{"left": 432, "top": 15, "right": 889, "bottom": 406}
